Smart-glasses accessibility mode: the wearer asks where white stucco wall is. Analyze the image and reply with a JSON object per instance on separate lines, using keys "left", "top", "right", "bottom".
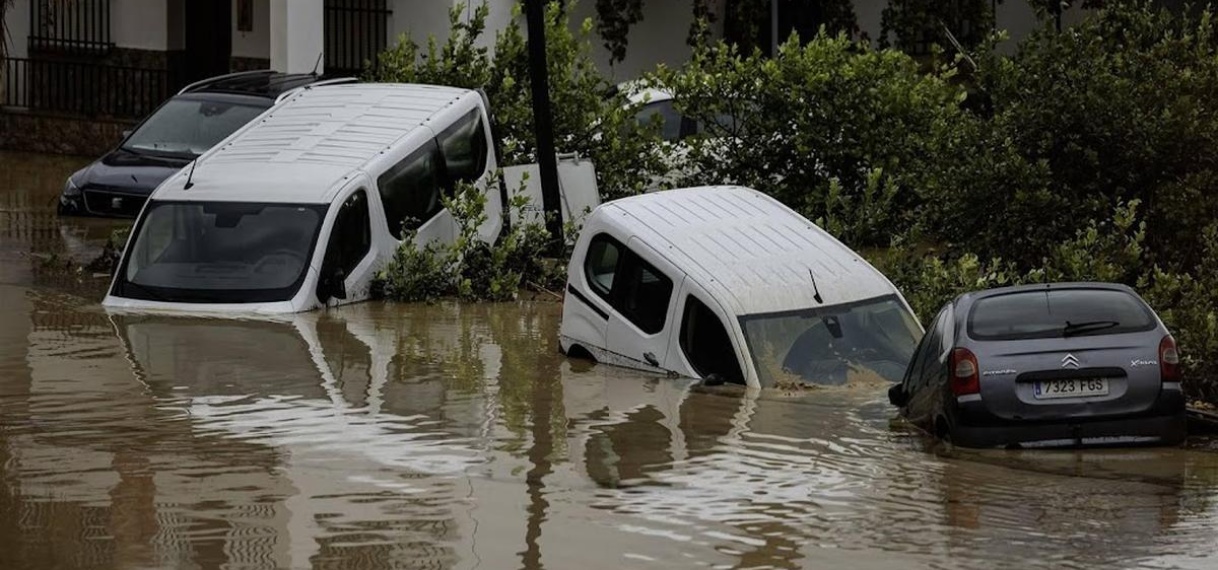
{"left": 388, "top": 0, "right": 458, "bottom": 50}
{"left": 3, "top": 0, "right": 31, "bottom": 59}
{"left": 111, "top": 0, "right": 169, "bottom": 50}
{"left": 566, "top": 0, "right": 726, "bottom": 82}
{"left": 233, "top": 0, "right": 272, "bottom": 59}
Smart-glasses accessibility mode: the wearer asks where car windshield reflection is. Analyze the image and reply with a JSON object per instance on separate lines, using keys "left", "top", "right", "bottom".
{"left": 114, "top": 200, "right": 327, "bottom": 303}
{"left": 123, "top": 97, "right": 268, "bottom": 157}
{"left": 741, "top": 296, "right": 922, "bottom": 387}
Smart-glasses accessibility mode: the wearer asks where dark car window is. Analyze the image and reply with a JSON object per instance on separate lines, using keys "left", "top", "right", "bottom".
{"left": 316, "top": 190, "right": 372, "bottom": 302}
{"left": 583, "top": 234, "right": 674, "bottom": 335}
{"left": 436, "top": 110, "right": 490, "bottom": 184}
{"left": 906, "top": 305, "right": 948, "bottom": 390}
{"left": 116, "top": 200, "right": 326, "bottom": 303}
{"left": 969, "top": 289, "right": 1156, "bottom": 341}
{"left": 680, "top": 295, "right": 744, "bottom": 384}
{"left": 634, "top": 100, "right": 687, "bottom": 142}
{"left": 378, "top": 140, "right": 446, "bottom": 239}
{"left": 124, "top": 96, "right": 268, "bottom": 157}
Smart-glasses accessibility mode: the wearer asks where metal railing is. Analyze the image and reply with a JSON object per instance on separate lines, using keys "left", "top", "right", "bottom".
{"left": 324, "top": 0, "right": 392, "bottom": 76}
{"left": 2, "top": 57, "right": 170, "bottom": 119}
{"left": 29, "top": 0, "right": 114, "bottom": 54}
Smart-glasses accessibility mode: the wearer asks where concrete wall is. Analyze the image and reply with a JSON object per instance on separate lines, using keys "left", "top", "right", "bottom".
{"left": 233, "top": 0, "right": 272, "bottom": 59}
{"left": 110, "top": 0, "right": 170, "bottom": 50}
{"left": 4, "top": 0, "right": 31, "bottom": 59}
{"left": 566, "top": 0, "right": 727, "bottom": 82}
{"left": 388, "top": 0, "right": 458, "bottom": 50}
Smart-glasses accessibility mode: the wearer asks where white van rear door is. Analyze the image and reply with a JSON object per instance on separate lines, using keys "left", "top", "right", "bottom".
{"left": 603, "top": 237, "right": 683, "bottom": 373}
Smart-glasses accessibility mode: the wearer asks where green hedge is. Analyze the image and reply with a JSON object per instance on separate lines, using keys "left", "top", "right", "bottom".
{"left": 368, "top": 1, "right": 1217, "bottom": 401}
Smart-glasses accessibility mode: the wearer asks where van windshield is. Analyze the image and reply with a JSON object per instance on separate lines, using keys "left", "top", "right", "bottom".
{"left": 740, "top": 296, "right": 922, "bottom": 387}
{"left": 113, "top": 200, "right": 327, "bottom": 303}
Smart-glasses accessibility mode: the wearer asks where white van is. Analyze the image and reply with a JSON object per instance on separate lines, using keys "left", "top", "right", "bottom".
{"left": 559, "top": 186, "right": 924, "bottom": 389}
{"left": 104, "top": 83, "right": 595, "bottom": 315}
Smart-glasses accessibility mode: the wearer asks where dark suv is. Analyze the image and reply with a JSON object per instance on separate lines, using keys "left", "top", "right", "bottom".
{"left": 58, "top": 71, "right": 349, "bottom": 218}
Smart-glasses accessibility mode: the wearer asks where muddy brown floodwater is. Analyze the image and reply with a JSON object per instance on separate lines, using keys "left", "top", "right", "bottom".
{"left": 2, "top": 150, "right": 1218, "bottom": 570}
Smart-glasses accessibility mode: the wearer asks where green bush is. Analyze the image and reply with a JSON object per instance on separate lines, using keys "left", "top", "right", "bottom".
{"left": 875, "top": 200, "right": 1218, "bottom": 402}
{"left": 372, "top": 176, "right": 565, "bottom": 303}
{"left": 936, "top": 1, "right": 1218, "bottom": 270}
{"left": 653, "top": 33, "right": 967, "bottom": 246}
{"left": 372, "top": 1, "right": 666, "bottom": 199}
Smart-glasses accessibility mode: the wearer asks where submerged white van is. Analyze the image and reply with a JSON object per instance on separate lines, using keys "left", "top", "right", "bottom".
{"left": 104, "top": 83, "right": 594, "bottom": 315}
{"left": 559, "top": 186, "right": 924, "bottom": 389}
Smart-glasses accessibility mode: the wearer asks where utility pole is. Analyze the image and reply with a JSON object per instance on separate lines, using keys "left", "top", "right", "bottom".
{"left": 525, "top": 0, "right": 565, "bottom": 254}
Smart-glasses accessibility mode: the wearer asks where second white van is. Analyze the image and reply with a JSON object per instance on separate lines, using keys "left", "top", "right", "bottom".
{"left": 559, "top": 186, "right": 924, "bottom": 389}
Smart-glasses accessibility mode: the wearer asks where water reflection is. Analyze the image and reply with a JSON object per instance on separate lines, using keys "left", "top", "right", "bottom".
{"left": 0, "top": 285, "right": 1216, "bottom": 569}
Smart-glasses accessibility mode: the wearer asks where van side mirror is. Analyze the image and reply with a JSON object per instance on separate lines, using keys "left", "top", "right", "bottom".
{"left": 702, "top": 373, "right": 726, "bottom": 387}
{"left": 888, "top": 384, "right": 908, "bottom": 408}
{"left": 121, "top": 129, "right": 132, "bottom": 139}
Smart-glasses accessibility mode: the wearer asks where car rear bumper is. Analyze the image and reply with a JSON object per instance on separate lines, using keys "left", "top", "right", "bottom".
{"left": 951, "top": 390, "right": 1187, "bottom": 448}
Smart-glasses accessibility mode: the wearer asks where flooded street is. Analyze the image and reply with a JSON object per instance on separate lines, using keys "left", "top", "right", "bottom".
{"left": 2, "top": 151, "right": 1218, "bottom": 570}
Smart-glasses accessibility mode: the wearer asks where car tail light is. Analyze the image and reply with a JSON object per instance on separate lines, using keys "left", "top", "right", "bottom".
{"left": 1160, "top": 335, "right": 1181, "bottom": 383}
{"left": 950, "top": 347, "right": 980, "bottom": 396}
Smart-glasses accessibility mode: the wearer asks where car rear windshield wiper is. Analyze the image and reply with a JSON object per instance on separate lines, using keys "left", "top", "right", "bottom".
{"left": 1062, "top": 320, "right": 1120, "bottom": 337}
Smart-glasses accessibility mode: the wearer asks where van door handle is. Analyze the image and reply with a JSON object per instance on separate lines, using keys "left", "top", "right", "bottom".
{"left": 643, "top": 352, "right": 659, "bottom": 367}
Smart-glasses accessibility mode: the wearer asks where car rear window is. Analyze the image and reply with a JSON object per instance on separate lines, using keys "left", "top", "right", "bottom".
{"left": 968, "top": 289, "right": 1156, "bottom": 340}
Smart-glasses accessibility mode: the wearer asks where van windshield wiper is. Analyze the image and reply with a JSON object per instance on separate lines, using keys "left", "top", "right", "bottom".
{"left": 1062, "top": 320, "right": 1119, "bottom": 337}
{"left": 120, "top": 280, "right": 172, "bottom": 303}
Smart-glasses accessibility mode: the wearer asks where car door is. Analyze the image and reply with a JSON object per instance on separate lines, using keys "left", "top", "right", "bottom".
{"left": 603, "top": 237, "right": 681, "bottom": 373}
{"left": 316, "top": 189, "right": 375, "bottom": 307}
{"left": 904, "top": 305, "right": 949, "bottom": 429}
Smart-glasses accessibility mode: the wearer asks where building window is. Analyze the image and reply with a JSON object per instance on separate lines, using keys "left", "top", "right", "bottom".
{"left": 29, "top": 0, "right": 114, "bottom": 53}
{"left": 237, "top": 0, "right": 254, "bottom": 32}
{"left": 323, "top": 0, "right": 393, "bottom": 76}
{"left": 377, "top": 141, "right": 447, "bottom": 239}
{"left": 680, "top": 296, "right": 744, "bottom": 384}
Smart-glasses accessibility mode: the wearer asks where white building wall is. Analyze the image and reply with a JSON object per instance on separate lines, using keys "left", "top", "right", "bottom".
{"left": 567, "top": 0, "right": 726, "bottom": 82}
{"left": 4, "top": 0, "right": 31, "bottom": 59}
{"left": 110, "top": 0, "right": 169, "bottom": 50}
{"left": 233, "top": 0, "right": 272, "bottom": 59}
{"left": 388, "top": 0, "right": 458, "bottom": 51}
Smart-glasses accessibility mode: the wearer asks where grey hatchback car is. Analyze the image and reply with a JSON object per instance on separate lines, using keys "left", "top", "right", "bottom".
{"left": 888, "top": 282, "right": 1186, "bottom": 448}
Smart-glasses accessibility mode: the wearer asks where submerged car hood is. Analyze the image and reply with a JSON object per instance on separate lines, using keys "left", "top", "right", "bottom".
{"left": 78, "top": 148, "right": 192, "bottom": 195}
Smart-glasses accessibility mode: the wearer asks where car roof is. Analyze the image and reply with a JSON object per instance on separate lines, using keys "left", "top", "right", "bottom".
{"left": 179, "top": 70, "right": 329, "bottom": 99}
{"left": 153, "top": 83, "right": 478, "bottom": 204}
{"left": 956, "top": 281, "right": 1140, "bottom": 308}
{"left": 616, "top": 80, "right": 673, "bottom": 106}
{"left": 592, "top": 186, "right": 903, "bottom": 316}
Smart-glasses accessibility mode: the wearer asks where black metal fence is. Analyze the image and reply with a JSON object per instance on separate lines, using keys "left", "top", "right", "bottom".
{"left": 29, "top": 0, "right": 114, "bottom": 54}
{"left": 2, "top": 58, "right": 170, "bottom": 119}
{"left": 324, "top": 0, "right": 392, "bottom": 76}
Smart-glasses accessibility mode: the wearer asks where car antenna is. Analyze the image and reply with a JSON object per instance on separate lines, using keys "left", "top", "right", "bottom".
{"left": 183, "top": 159, "right": 198, "bottom": 190}
{"left": 311, "top": 52, "right": 323, "bottom": 76}
{"left": 808, "top": 269, "right": 824, "bottom": 305}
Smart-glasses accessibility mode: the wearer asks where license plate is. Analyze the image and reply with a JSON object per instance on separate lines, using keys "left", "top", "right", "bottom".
{"left": 1033, "top": 378, "right": 1110, "bottom": 400}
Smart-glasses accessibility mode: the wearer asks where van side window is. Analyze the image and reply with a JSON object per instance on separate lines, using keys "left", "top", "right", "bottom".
{"left": 377, "top": 140, "right": 446, "bottom": 239}
{"left": 585, "top": 235, "right": 620, "bottom": 296}
{"left": 680, "top": 295, "right": 744, "bottom": 384}
{"left": 316, "top": 190, "right": 371, "bottom": 301}
{"left": 437, "top": 109, "right": 489, "bottom": 185}
{"left": 617, "top": 254, "right": 673, "bottom": 334}
{"left": 583, "top": 234, "right": 674, "bottom": 335}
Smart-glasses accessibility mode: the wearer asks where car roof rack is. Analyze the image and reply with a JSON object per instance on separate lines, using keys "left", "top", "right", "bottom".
{"left": 273, "top": 77, "right": 361, "bottom": 105}
{"left": 178, "top": 70, "right": 279, "bottom": 95}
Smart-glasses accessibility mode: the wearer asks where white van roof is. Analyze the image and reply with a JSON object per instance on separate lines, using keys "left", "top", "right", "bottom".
{"left": 153, "top": 83, "right": 476, "bottom": 204}
{"left": 595, "top": 186, "right": 899, "bottom": 316}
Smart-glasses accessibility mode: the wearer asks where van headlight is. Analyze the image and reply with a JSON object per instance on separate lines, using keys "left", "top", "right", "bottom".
{"left": 63, "top": 177, "right": 82, "bottom": 197}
